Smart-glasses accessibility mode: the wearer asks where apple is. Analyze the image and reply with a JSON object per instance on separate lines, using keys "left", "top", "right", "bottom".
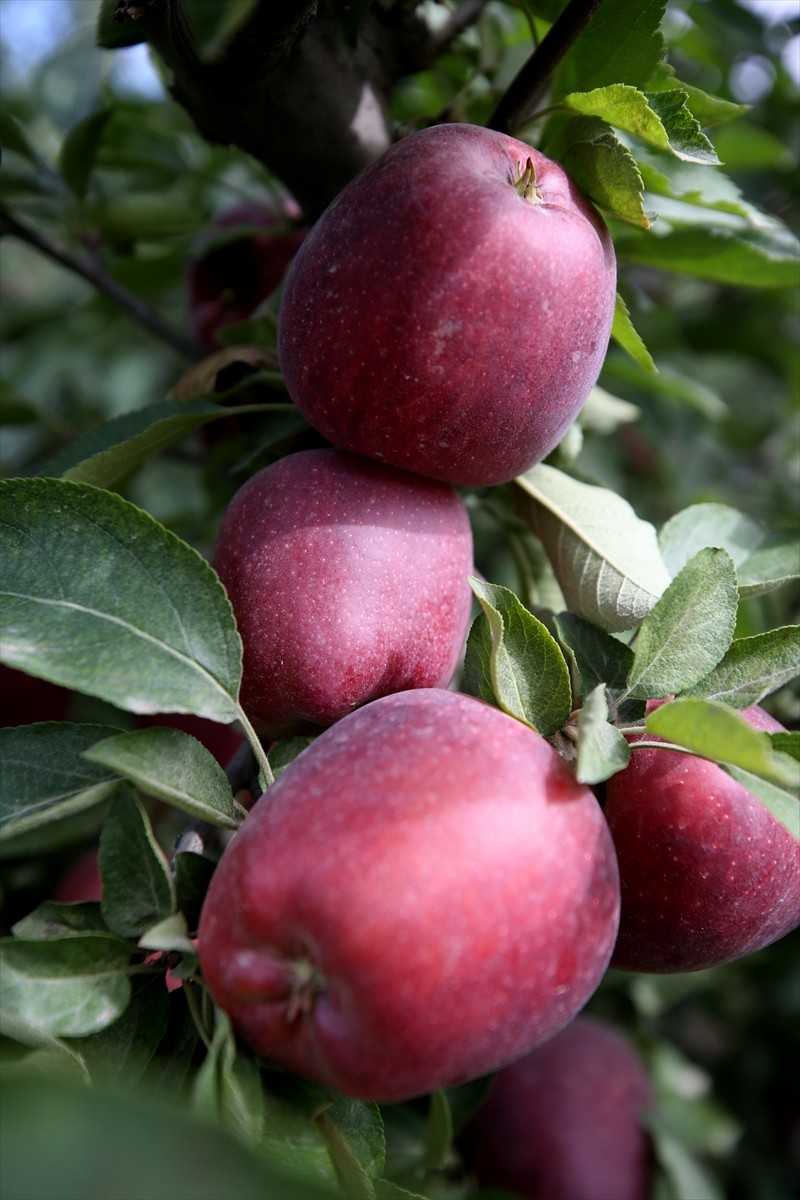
{"left": 604, "top": 704, "right": 800, "bottom": 973}
{"left": 278, "top": 122, "right": 616, "bottom": 487}
{"left": 212, "top": 448, "right": 474, "bottom": 736}
{"left": 54, "top": 847, "right": 103, "bottom": 903}
{"left": 188, "top": 199, "right": 307, "bottom": 349}
{"left": 197, "top": 688, "right": 620, "bottom": 1103}
{"left": 462, "top": 1015, "right": 654, "bottom": 1200}
{"left": 0, "top": 663, "right": 71, "bottom": 727}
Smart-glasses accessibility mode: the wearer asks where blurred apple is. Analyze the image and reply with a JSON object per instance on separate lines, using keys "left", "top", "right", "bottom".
{"left": 0, "top": 664, "right": 71, "bottom": 727}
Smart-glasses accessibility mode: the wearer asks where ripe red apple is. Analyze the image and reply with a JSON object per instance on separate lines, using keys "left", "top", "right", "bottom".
{"left": 605, "top": 704, "right": 800, "bottom": 973}
{"left": 213, "top": 448, "right": 473, "bottom": 736}
{"left": 197, "top": 688, "right": 620, "bottom": 1103}
{"left": 54, "top": 847, "right": 103, "bottom": 903}
{"left": 278, "top": 122, "right": 616, "bottom": 487}
{"left": 188, "top": 200, "right": 307, "bottom": 349}
{"left": 462, "top": 1015, "right": 654, "bottom": 1200}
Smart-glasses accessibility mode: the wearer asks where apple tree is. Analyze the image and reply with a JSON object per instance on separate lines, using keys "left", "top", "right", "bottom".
{"left": 1, "top": 2, "right": 798, "bottom": 1199}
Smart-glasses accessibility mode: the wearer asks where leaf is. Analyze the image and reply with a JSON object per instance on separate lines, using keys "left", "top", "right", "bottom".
{"left": 564, "top": 85, "right": 718, "bottom": 164}
{"left": 546, "top": 115, "right": 649, "bottom": 227}
{"left": 174, "top": 851, "right": 217, "bottom": 931}
{"left": 193, "top": 1006, "right": 266, "bottom": 1145}
{"left": 323, "top": 1095, "right": 386, "bottom": 1183}
{"left": 515, "top": 464, "right": 671, "bottom": 633}
{"left": 467, "top": 579, "right": 572, "bottom": 737}
{"left": 578, "top": 386, "right": 641, "bottom": 434}
{"left": 720, "top": 768, "right": 800, "bottom": 844}
{"left": 683, "top": 628, "right": 800, "bottom": 708}
{"left": 58, "top": 109, "right": 113, "bottom": 199}
{"left": 611, "top": 293, "right": 657, "bottom": 372}
{"left": 737, "top": 535, "right": 800, "bottom": 600}
{"left": 555, "top": 0, "right": 667, "bottom": 96}
{"left": 0, "top": 934, "right": 131, "bottom": 1041}
{"left": 554, "top": 612, "right": 634, "bottom": 698}
{"left": 138, "top": 913, "right": 194, "bottom": 957}
{"left": 575, "top": 683, "right": 631, "bottom": 785}
{"left": 168, "top": 345, "right": 280, "bottom": 400}
{"left": 315, "top": 1112, "right": 376, "bottom": 1200}
{"left": 462, "top": 612, "right": 496, "bottom": 707}
{"left": 12, "top": 902, "right": 107, "bottom": 941}
{"left": 0, "top": 111, "right": 40, "bottom": 164}
{"left": 771, "top": 732, "right": 800, "bottom": 764}
{"left": 659, "top": 503, "right": 764, "bottom": 578}
{"left": 0, "top": 478, "right": 242, "bottom": 723}
{"left": 646, "top": 64, "right": 748, "bottom": 129}
{"left": 99, "top": 788, "right": 176, "bottom": 939}
{"left": 85, "top": 727, "right": 241, "bottom": 829}
{"left": 616, "top": 225, "right": 800, "bottom": 288}
{"left": 627, "top": 549, "right": 738, "bottom": 699}
{"left": 72, "top": 974, "right": 170, "bottom": 1086}
{"left": 424, "top": 1091, "right": 453, "bottom": 1171}
{"left": 268, "top": 735, "right": 316, "bottom": 780}
{"left": 0, "top": 723, "right": 121, "bottom": 841}
{"left": 647, "top": 1114, "right": 724, "bottom": 1200}
{"left": 646, "top": 699, "right": 799, "bottom": 791}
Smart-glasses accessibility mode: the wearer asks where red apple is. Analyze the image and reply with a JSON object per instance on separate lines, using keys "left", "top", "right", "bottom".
{"left": 213, "top": 448, "right": 473, "bottom": 736}
{"left": 0, "top": 663, "right": 71, "bottom": 726}
{"left": 188, "top": 200, "right": 307, "bottom": 349}
{"left": 462, "top": 1015, "right": 654, "bottom": 1200}
{"left": 197, "top": 688, "right": 620, "bottom": 1103}
{"left": 54, "top": 848, "right": 103, "bottom": 903}
{"left": 278, "top": 122, "right": 616, "bottom": 487}
{"left": 605, "top": 704, "right": 800, "bottom": 973}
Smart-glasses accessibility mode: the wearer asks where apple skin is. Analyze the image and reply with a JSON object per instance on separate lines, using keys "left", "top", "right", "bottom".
{"left": 605, "top": 704, "right": 800, "bottom": 973}
{"left": 462, "top": 1015, "right": 654, "bottom": 1200}
{"left": 188, "top": 200, "right": 307, "bottom": 349}
{"left": 197, "top": 688, "right": 620, "bottom": 1103}
{"left": 212, "top": 448, "right": 474, "bottom": 736}
{"left": 278, "top": 122, "right": 616, "bottom": 487}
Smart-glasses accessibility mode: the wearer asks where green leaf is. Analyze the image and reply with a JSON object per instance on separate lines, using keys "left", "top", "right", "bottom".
{"left": 737, "top": 535, "right": 800, "bottom": 600}
{"left": 683, "top": 628, "right": 800, "bottom": 708}
{"left": 58, "top": 109, "right": 113, "bottom": 199}
{"left": 41, "top": 398, "right": 292, "bottom": 489}
{"left": 322, "top": 1095, "right": 386, "bottom": 1184}
{"left": 646, "top": 699, "right": 799, "bottom": 791}
{"left": 467, "top": 579, "right": 572, "bottom": 737}
{"left": 771, "top": 732, "right": 800, "bottom": 764}
{"left": 462, "top": 612, "right": 496, "bottom": 707}
{"left": 616, "top": 225, "right": 800, "bottom": 288}
{"left": 85, "top": 727, "right": 241, "bottom": 829}
{"left": 0, "top": 723, "right": 121, "bottom": 842}
{"left": 0, "top": 478, "right": 242, "bottom": 724}
{"left": 547, "top": 115, "right": 649, "bottom": 227}
{"left": 578, "top": 386, "right": 641, "bottom": 434}
{"left": 96, "top": 0, "right": 147, "bottom": 48}
{"left": 174, "top": 851, "right": 216, "bottom": 931}
{"left": 627, "top": 549, "right": 738, "bottom": 698}
{"left": 268, "top": 735, "right": 316, "bottom": 780}
{"left": 138, "top": 913, "right": 194, "bottom": 957}
{"left": 554, "top": 612, "right": 634, "bottom": 699}
{"left": 564, "top": 85, "right": 718, "bottom": 164}
{"left": 193, "top": 1005, "right": 266, "bottom": 1145}
{"left": 647, "top": 1113, "right": 724, "bottom": 1200}
{"left": 72, "top": 974, "right": 170, "bottom": 1086}
{"left": 0, "top": 111, "right": 40, "bottom": 164}
{"left": 0, "top": 934, "right": 131, "bottom": 1041}
{"left": 721, "top": 767, "right": 800, "bottom": 845}
{"left": 555, "top": 0, "right": 667, "bottom": 96}
{"left": 575, "top": 683, "right": 631, "bottom": 785}
{"left": 659, "top": 503, "right": 764, "bottom": 578}
{"left": 516, "top": 464, "right": 671, "bottom": 633}
{"left": 12, "top": 902, "right": 107, "bottom": 941}
{"left": 99, "top": 788, "right": 176, "bottom": 939}
{"left": 647, "top": 64, "right": 749, "bottom": 128}
{"left": 611, "top": 293, "right": 657, "bottom": 371}
{"left": 315, "top": 1111, "right": 377, "bottom": 1200}
{"left": 424, "top": 1091, "right": 453, "bottom": 1171}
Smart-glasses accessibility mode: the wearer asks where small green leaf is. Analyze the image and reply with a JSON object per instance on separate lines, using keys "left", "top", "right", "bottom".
{"left": 138, "top": 913, "right": 194, "bottom": 957}
{"left": 771, "top": 732, "right": 800, "bottom": 764}
{"left": 548, "top": 115, "right": 649, "bottom": 227}
{"left": 616, "top": 224, "right": 800, "bottom": 288}
{"left": 424, "top": 1091, "right": 453, "bottom": 1171}
{"left": 646, "top": 699, "right": 799, "bottom": 791}
{"left": 578, "top": 386, "right": 641, "bottom": 434}
{"left": 647, "top": 1112, "right": 724, "bottom": 1200}
{"left": 659, "top": 503, "right": 764, "bottom": 578}
{"left": 683, "top": 627, "right": 800, "bottom": 708}
{"left": 12, "top": 902, "right": 107, "bottom": 941}
{"left": 516, "top": 465, "right": 671, "bottom": 633}
{"left": 193, "top": 1005, "right": 266, "bottom": 1145}
{"left": 647, "top": 64, "right": 748, "bottom": 128}
{"left": 72, "top": 974, "right": 170, "bottom": 1086}
{"left": 576, "top": 683, "right": 632, "bottom": 785}
{"left": 737, "top": 535, "right": 800, "bottom": 600}
{"left": 554, "top": 611, "right": 634, "bottom": 701}
{"left": 627, "top": 549, "right": 738, "bottom": 699}
{"left": 315, "top": 1111, "right": 377, "bottom": 1200}
{"left": 85, "top": 727, "right": 241, "bottom": 829}
{"left": 268, "top": 736, "right": 316, "bottom": 779}
{"left": 0, "top": 111, "right": 40, "bottom": 164}
{"left": 59, "top": 109, "right": 112, "bottom": 199}
{"left": 555, "top": 0, "right": 667, "bottom": 95}
{"left": 720, "top": 767, "right": 800, "bottom": 844}
{"left": 0, "top": 934, "right": 131, "bottom": 1041}
{"left": 0, "top": 723, "right": 122, "bottom": 842}
{"left": 467, "top": 579, "right": 572, "bottom": 736}
{"left": 611, "top": 293, "right": 657, "bottom": 372}
{"left": 1, "top": 478, "right": 242, "bottom": 724}
{"left": 99, "top": 788, "right": 176, "bottom": 939}
{"left": 462, "top": 612, "right": 497, "bottom": 707}
{"left": 564, "top": 85, "right": 718, "bottom": 164}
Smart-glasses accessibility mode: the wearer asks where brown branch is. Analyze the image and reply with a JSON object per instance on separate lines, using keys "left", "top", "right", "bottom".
{"left": 0, "top": 204, "right": 204, "bottom": 360}
{"left": 489, "top": 0, "right": 607, "bottom": 134}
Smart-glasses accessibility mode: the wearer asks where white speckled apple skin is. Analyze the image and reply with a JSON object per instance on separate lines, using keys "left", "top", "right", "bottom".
{"left": 278, "top": 123, "right": 617, "bottom": 487}
{"left": 198, "top": 689, "right": 621, "bottom": 1103}
{"left": 213, "top": 449, "right": 473, "bottom": 735}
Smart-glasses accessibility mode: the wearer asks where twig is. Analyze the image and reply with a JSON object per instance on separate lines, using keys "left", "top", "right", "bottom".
{"left": 0, "top": 203, "right": 204, "bottom": 361}
{"left": 488, "top": 0, "right": 607, "bottom": 134}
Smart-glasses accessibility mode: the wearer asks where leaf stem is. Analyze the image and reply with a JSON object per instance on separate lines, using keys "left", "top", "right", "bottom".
{"left": 489, "top": 0, "right": 607, "bottom": 133}
{"left": 183, "top": 980, "right": 214, "bottom": 1052}
{"left": 0, "top": 202, "right": 205, "bottom": 361}
{"left": 235, "top": 705, "right": 275, "bottom": 791}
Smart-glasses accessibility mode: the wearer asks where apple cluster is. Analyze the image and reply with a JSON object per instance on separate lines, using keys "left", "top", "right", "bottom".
{"left": 197, "top": 123, "right": 799, "bottom": 1164}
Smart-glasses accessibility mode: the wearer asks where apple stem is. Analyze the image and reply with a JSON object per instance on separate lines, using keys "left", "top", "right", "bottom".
{"left": 514, "top": 159, "right": 543, "bottom": 203}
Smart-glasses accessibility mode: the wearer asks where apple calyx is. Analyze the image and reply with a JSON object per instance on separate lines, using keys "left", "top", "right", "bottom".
{"left": 513, "top": 158, "right": 543, "bottom": 203}
{"left": 285, "top": 958, "right": 326, "bottom": 1022}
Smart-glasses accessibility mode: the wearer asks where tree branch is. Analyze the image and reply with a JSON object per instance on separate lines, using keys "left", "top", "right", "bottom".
{"left": 488, "top": 0, "right": 607, "bottom": 134}
{"left": 0, "top": 204, "right": 204, "bottom": 360}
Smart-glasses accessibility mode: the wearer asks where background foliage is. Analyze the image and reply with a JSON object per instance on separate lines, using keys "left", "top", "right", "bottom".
{"left": 0, "top": 2, "right": 798, "bottom": 1199}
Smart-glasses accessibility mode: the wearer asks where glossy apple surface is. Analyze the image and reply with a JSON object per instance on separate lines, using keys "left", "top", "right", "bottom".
{"left": 463, "top": 1015, "right": 654, "bottom": 1200}
{"left": 278, "top": 122, "right": 616, "bottom": 486}
{"left": 188, "top": 200, "right": 306, "bottom": 349}
{"left": 213, "top": 448, "right": 473, "bottom": 735}
{"left": 605, "top": 704, "right": 800, "bottom": 973}
{"left": 198, "top": 689, "right": 620, "bottom": 1102}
